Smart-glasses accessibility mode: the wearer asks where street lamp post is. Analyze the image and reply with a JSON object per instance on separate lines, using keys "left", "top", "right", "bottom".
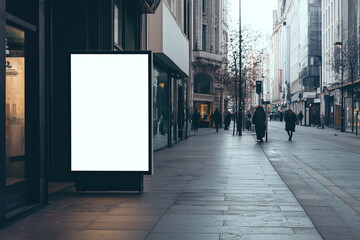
{"left": 335, "top": 41, "right": 345, "bottom": 132}
{"left": 238, "top": 0, "right": 242, "bottom": 136}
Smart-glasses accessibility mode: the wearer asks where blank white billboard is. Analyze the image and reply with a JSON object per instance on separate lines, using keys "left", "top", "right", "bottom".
{"left": 71, "top": 52, "right": 152, "bottom": 172}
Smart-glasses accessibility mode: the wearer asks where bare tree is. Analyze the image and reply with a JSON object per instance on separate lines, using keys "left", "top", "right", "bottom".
{"left": 215, "top": 25, "right": 264, "bottom": 134}
{"left": 217, "top": 26, "right": 263, "bottom": 104}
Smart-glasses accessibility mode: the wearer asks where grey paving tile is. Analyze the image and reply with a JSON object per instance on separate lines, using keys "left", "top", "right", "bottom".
{"left": 84, "top": 221, "right": 155, "bottom": 231}
{"left": 146, "top": 233, "right": 220, "bottom": 240}
{"left": 279, "top": 205, "right": 304, "bottom": 212}
{"left": 228, "top": 205, "right": 281, "bottom": 211}
{"left": 170, "top": 204, "right": 228, "bottom": 211}
{"left": 94, "top": 215, "right": 160, "bottom": 223}
{"left": 107, "top": 207, "right": 167, "bottom": 215}
{"left": 152, "top": 225, "right": 296, "bottom": 234}
{"left": 220, "top": 233, "right": 323, "bottom": 240}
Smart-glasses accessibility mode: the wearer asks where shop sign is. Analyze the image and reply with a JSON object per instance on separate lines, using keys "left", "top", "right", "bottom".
{"left": 193, "top": 93, "right": 214, "bottom": 102}
{"left": 303, "top": 92, "right": 316, "bottom": 98}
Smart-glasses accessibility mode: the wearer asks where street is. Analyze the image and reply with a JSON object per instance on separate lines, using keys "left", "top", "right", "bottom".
{"left": 261, "top": 121, "right": 360, "bottom": 239}
{"left": 0, "top": 122, "right": 359, "bottom": 239}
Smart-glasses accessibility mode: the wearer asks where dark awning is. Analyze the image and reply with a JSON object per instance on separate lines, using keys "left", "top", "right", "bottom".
{"left": 139, "top": 0, "right": 161, "bottom": 14}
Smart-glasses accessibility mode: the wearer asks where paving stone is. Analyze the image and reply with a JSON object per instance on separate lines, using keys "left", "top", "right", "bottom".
{"left": 0, "top": 128, "right": 323, "bottom": 240}
{"left": 146, "top": 233, "right": 220, "bottom": 240}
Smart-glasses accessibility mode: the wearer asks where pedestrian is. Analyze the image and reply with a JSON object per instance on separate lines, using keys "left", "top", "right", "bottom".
{"left": 298, "top": 111, "right": 304, "bottom": 126}
{"left": 285, "top": 109, "right": 297, "bottom": 141}
{"left": 279, "top": 111, "right": 284, "bottom": 122}
{"left": 246, "top": 111, "right": 252, "bottom": 131}
{"left": 213, "top": 108, "right": 221, "bottom": 132}
{"left": 224, "top": 111, "right": 231, "bottom": 130}
{"left": 318, "top": 112, "right": 325, "bottom": 129}
{"left": 192, "top": 109, "right": 199, "bottom": 132}
{"left": 252, "top": 106, "right": 266, "bottom": 142}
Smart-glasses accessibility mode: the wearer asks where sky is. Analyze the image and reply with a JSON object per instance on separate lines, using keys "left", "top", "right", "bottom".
{"left": 229, "top": 0, "right": 278, "bottom": 36}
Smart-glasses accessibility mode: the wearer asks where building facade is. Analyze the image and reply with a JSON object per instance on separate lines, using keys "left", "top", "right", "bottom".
{"left": 271, "top": 7, "right": 284, "bottom": 111}
{"left": 191, "top": 0, "right": 227, "bottom": 127}
{"left": 270, "top": 0, "right": 321, "bottom": 126}
{"left": 0, "top": 0, "right": 166, "bottom": 226}
{"left": 321, "top": 0, "right": 360, "bottom": 131}
{"left": 148, "top": 0, "right": 191, "bottom": 150}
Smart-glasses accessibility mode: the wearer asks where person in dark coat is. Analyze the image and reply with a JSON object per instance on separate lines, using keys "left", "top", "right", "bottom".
{"left": 224, "top": 111, "right": 231, "bottom": 130}
{"left": 192, "top": 109, "right": 199, "bottom": 132}
{"left": 252, "top": 106, "right": 266, "bottom": 142}
{"left": 213, "top": 109, "right": 221, "bottom": 132}
{"left": 285, "top": 109, "right": 297, "bottom": 141}
{"left": 279, "top": 111, "right": 284, "bottom": 122}
{"left": 297, "top": 111, "right": 304, "bottom": 126}
{"left": 246, "top": 111, "right": 252, "bottom": 131}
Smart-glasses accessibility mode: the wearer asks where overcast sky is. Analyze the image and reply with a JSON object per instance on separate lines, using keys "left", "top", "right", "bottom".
{"left": 229, "top": 0, "right": 278, "bottom": 36}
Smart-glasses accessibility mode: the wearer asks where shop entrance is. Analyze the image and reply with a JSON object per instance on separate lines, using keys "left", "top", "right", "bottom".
{"left": 309, "top": 103, "right": 320, "bottom": 126}
{"left": 4, "top": 23, "right": 38, "bottom": 214}
{"left": 178, "top": 85, "right": 184, "bottom": 139}
{"left": 194, "top": 101, "right": 212, "bottom": 128}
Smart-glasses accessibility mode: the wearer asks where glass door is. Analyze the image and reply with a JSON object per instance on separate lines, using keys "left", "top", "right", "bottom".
{"left": 5, "top": 24, "right": 26, "bottom": 186}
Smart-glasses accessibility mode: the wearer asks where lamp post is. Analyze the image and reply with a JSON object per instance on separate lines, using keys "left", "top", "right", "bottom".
{"left": 335, "top": 41, "right": 344, "bottom": 132}
{"left": 238, "top": 0, "right": 242, "bottom": 136}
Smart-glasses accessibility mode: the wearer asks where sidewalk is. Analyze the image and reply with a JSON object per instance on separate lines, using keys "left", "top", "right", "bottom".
{"left": 0, "top": 128, "right": 322, "bottom": 240}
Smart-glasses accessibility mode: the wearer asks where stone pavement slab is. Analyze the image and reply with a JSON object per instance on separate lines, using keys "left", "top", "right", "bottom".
{"left": 260, "top": 121, "right": 360, "bottom": 239}
{"left": 0, "top": 127, "right": 322, "bottom": 240}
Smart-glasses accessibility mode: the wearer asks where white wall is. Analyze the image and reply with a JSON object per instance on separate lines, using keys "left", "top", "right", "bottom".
{"left": 162, "top": 3, "right": 190, "bottom": 76}
{"left": 148, "top": 2, "right": 190, "bottom": 76}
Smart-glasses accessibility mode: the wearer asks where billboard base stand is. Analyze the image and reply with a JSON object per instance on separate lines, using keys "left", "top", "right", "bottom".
{"left": 73, "top": 172, "right": 143, "bottom": 193}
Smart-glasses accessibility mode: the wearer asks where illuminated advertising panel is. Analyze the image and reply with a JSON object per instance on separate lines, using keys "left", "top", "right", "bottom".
{"left": 71, "top": 52, "right": 152, "bottom": 173}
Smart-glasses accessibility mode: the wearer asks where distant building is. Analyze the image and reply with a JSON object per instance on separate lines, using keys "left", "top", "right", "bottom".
{"left": 191, "top": 0, "right": 228, "bottom": 127}
{"left": 271, "top": 8, "right": 284, "bottom": 111}
{"left": 271, "top": 0, "right": 321, "bottom": 126}
{"left": 321, "top": 0, "right": 360, "bottom": 131}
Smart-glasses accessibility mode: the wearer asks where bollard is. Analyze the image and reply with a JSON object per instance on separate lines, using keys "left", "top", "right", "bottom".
{"left": 356, "top": 111, "right": 359, "bottom": 135}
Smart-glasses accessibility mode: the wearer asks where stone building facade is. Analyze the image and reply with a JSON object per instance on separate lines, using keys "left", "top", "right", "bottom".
{"left": 191, "top": 0, "right": 228, "bottom": 127}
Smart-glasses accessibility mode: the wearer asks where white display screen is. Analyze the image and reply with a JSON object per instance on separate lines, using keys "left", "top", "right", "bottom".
{"left": 71, "top": 53, "right": 151, "bottom": 172}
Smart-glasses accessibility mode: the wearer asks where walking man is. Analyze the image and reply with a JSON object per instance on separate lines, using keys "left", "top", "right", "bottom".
{"left": 252, "top": 106, "right": 266, "bottom": 142}
{"left": 213, "top": 109, "right": 221, "bottom": 132}
{"left": 285, "top": 109, "right": 297, "bottom": 141}
{"left": 298, "top": 111, "right": 304, "bottom": 126}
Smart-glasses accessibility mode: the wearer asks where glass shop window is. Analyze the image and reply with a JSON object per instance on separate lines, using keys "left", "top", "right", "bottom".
{"left": 114, "top": 0, "right": 125, "bottom": 50}
{"left": 5, "top": 25, "right": 26, "bottom": 185}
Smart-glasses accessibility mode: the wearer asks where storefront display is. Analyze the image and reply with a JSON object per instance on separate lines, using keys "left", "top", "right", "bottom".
{"left": 153, "top": 67, "right": 169, "bottom": 150}
{"left": 5, "top": 25, "right": 25, "bottom": 182}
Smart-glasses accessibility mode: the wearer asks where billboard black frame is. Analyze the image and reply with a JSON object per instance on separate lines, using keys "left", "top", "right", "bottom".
{"left": 69, "top": 51, "right": 153, "bottom": 192}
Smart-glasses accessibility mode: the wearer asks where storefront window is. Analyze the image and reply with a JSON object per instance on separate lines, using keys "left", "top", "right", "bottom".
{"left": 194, "top": 101, "right": 211, "bottom": 127}
{"left": 153, "top": 67, "right": 169, "bottom": 150}
{"left": 5, "top": 25, "right": 26, "bottom": 184}
{"left": 194, "top": 73, "right": 211, "bottom": 94}
{"left": 114, "top": 0, "right": 124, "bottom": 50}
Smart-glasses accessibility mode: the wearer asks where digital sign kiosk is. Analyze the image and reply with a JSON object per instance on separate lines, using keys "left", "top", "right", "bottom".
{"left": 70, "top": 51, "right": 152, "bottom": 192}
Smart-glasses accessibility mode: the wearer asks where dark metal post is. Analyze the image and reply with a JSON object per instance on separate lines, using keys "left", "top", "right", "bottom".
{"left": 356, "top": 111, "right": 359, "bottom": 135}
{"left": 238, "top": 0, "right": 242, "bottom": 136}
{"left": 266, "top": 103, "right": 268, "bottom": 142}
{"left": 335, "top": 41, "right": 345, "bottom": 132}
{"left": 0, "top": 0, "right": 6, "bottom": 226}
{"left": 341, "top": 62, "right": 344, "bottom": 132}
{"left": 233, "top": 57, "right": 238, "bottom": 136}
